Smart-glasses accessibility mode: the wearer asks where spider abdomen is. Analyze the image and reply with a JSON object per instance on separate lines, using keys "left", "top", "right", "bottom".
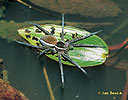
{"left": 40, "top": 35, "right": 57, "bottom": 45}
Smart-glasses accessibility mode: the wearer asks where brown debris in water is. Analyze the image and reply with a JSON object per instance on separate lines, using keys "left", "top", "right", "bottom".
{"left": 0, "top": 78, "right": 29, "bottom": 100}
{"left": 30, "top": 0, "right": 122, "bottom": 18}
{"left": 121, "top": 70, "right": 128, "bottom": 100}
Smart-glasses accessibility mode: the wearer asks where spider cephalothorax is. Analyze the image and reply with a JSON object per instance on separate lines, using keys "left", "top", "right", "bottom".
{"left": 16, "top": 14, "right": 106, "bottom": 88}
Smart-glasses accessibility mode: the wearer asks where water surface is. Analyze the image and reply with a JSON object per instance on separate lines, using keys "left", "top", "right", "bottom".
{"left": 0, "top": 0, "right": 128, "bottom": 100}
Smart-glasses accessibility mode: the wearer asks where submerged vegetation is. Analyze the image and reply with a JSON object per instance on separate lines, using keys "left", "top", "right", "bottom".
{"left": 30, "top": 0, "right": 122, "bottom": 18}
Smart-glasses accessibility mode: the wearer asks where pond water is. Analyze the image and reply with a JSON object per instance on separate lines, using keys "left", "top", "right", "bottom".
{"left": 0, "top": 0, "right": 128, "bottom": 100}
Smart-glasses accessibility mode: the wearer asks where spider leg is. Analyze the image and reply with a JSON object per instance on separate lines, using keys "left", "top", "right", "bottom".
{"left": 27, "top": 22, "right": 52, "bottom": 35}
{"left": 15, "top": 40, "right": 44, "bottom": 49}
{"left": 39, "top": 49, "right": 50, "bottom": 56}
{"left": 60, "top": 14, "right": 65, "bottom": 41}
{"left": 62, "top": 54, "right": 90, "bottom": 77}
{"left": 58, "top": 53, "right": 65, "bottom": 88}
{"left": 72, "top": 43, "right": 106, "bottom": 48}
{"left": 68, "top": 30, "right": 102, "bottom": 43}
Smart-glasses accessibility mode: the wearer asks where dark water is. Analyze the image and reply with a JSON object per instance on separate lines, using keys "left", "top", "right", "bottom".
{"left": 0, "top": 0, "right": 128, "bottom": 100}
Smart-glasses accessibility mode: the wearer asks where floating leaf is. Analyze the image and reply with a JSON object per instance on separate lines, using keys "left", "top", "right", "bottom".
{"left": 18, "top": 24, "right": 109, "bottom": 67}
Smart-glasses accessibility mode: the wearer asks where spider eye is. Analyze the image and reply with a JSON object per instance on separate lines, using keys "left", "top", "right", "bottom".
{"left": 56, "top": 41, "right": 65, "bottom": 48}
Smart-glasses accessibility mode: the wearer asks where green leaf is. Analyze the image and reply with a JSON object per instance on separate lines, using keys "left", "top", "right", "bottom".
{"left": 18, "top": 24, "right": 109, "bottom": 67}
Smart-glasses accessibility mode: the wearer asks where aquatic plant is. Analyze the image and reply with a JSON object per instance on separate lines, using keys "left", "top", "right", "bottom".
{"left": 16, "top": 14, "right": 108, "bottom": 87}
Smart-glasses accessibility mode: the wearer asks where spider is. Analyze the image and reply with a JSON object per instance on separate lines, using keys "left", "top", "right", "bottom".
{"left": 16, "top": 14, "right": 105, "bottom": 88}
